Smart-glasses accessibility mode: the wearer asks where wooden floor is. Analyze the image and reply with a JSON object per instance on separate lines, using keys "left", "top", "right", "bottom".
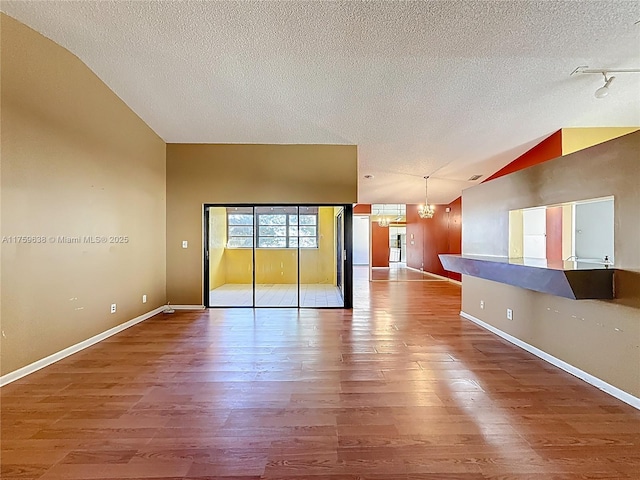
{"left": 370, "top": 264, "right": 444, "bottom": 282}
{"left": 2, "top": 268, "right": 640, "bottom": 479}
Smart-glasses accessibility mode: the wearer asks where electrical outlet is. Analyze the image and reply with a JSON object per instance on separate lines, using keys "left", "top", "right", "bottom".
{"left": 142, "top": 294, "right": 147, "bottom": 304}
{"left": 182, "top": 240, "right": 188, "bottom": 248}
{"left": 506, "top": 308, "right": 513, "bottom": 320}
{"left": 110, "top": 303, "right": 117, "bottom": 314}
{"left": 480, "top": 300, "right": 484, "bottom": 310}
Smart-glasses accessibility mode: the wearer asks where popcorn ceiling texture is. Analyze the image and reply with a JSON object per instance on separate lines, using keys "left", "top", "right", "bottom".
{"left": 2, "top": 1, "right": 639, "bottom": 203}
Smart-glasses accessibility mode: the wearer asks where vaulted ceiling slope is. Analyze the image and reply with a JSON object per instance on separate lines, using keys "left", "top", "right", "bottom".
{"left": 2, "top": 1, "right": 639, "bottom": 204}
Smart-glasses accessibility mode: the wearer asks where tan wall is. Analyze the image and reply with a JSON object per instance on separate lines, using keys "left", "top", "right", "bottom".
{"left": 208, "top": 207, "right": 227, "bottom": 289}
{"left": 166, "top": 144, "right": 357, "bottom": 304}
{"left": 0, "top": 15, "right": 167, "bottom": 375}
{"left": 462, "top": 131, "right": 640, "bottom": 397}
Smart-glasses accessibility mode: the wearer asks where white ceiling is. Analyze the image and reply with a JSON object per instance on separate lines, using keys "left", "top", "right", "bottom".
{"left": 2, "top": 1, "right": 639, "bottom": 204}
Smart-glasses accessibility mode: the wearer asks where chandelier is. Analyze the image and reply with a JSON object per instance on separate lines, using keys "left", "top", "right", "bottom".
{"left": 418, "top": 176, "right": 435, "bottom": 219}
{"left": 377, "top": 216, "right": 390, "bottom": 227}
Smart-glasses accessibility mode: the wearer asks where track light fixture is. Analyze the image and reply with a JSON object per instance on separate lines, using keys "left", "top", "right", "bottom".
{"left": 594, "top": 72, "right": 615, "bottom": 98}
{"left": 571, "top": 66, "right": 640, "bottom": 99}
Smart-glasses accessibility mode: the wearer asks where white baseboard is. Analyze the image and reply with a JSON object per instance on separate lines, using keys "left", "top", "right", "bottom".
{"left": 460, "top": 311, "right": 640, "bottom": 410}
{"left": 0, "top": 305, "right": 166, "bottom": 387}
{"left": 405, "top": 266, "right": 461, "bottom": 285}
{"left": 170, "top": 305, "right": 205, "bottom": 310}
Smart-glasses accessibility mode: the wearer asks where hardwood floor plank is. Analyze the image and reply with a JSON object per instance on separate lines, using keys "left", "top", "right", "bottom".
{"left": 2, "top": 267, "right": 639, "bottom": 478}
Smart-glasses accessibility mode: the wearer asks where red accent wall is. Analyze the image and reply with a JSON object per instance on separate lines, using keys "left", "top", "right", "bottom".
{"left": 446, "top": 197, "right": 462, "bottom": 281}
{"left": 371, "top": 223, "right": 390, "bottom": 267}
{"left": 406, "top": 206, "right": 424, "bottom": 271}
{"left": 406, "top": 203, "right": 455, "bottom": 278}
{"left": 545, "top": 206, "right": 563, "bottom": 261}
{"left": 484, "top": 130, "right": 563, "bottom": 182}
{"left": 354, "top": 204, "right": 372, "bottom": 214}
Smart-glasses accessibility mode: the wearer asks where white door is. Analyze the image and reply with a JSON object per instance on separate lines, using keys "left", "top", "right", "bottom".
{"left": 522, "top": 207, "right": 546, "bottom": 259}
{"left": 353, "top": 215, "right": 370, "bottom": 265}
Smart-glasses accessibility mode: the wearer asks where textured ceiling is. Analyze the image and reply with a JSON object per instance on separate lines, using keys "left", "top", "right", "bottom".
{"left": 2, "top": 1, "right": 639, "bottom": 204}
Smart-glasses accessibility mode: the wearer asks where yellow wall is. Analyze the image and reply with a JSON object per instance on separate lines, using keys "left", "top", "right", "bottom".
{"left": 562, "top": 127, "right": 639, "bottom": 155}
{"left": 224, "top": 249, "right": 253, "bottom": 284}
{"left": 1, "top": 15, "right": 167, "bottom": 375}
{"left": 208, "top": 207, "right": 227, "bottom": 288}
{"left": 167, "top": 144, "right": 357, "bottom": 304}
{"left": 219, "top": 206, "right": 337, "bottom": 285}
{"left": 508, "top": 209, "right": 523, "bottom": 258}
{"left": 300, "top": 207, "right": 337, "bottom": 284}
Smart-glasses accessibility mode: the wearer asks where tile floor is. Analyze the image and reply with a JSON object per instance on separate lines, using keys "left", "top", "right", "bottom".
{"left": 209, "top": 283, "right": 344, "bottom": 307}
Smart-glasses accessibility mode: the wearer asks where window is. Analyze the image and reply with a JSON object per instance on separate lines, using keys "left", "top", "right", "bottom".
{"left": 257, "top": 213, "right": 317, "bottom": 248}
{"left": 226, "top": 208, "right": 318, "bottom": 248}
{"left": 227, "top": 211, "right": 254, "bottom": 248}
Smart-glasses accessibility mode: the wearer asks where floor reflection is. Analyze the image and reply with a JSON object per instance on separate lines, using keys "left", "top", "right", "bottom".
{"left": 371, "top": 262, "right": 447, "bottom": 281}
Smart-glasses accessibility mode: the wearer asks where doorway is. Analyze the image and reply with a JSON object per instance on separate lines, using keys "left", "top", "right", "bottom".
{"left": 204, "top": 204, "right": 352, "bottom": 308}
{"left": 352, "top": 215, "right": 370, "bottom": 266}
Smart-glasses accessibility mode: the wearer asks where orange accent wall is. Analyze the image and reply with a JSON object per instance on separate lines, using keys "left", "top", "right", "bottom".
{"left": 371, "top": 223, "right": 390, "bottom": 267}
{"left": 484, "top": 130, "right": 563, "bottom": 182}
{"left": 406, "top": 204, "right": 444, "bottom": 277}
{"left": 446, "top": 197, "right": 462, "bottom": 281}
{"left": 354, "top": 204, "right": 372, "bottom": 214}
{"left": 545, "top": 206, "right": 563, "bottom": 261}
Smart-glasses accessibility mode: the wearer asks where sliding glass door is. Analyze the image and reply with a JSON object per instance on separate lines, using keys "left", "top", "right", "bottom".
{"left": 208, "top": 206, "right": 254, "bottom": 307}
{"left": 254, "top": 206, "right": 299, "bottom": 307}
{"left": 205, "top": 205, "right": 351, "bottom": 308}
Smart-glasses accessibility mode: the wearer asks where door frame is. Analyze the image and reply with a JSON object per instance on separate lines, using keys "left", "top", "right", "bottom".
{"left": 203, "top": 204, "right": 353, "bottom": 309}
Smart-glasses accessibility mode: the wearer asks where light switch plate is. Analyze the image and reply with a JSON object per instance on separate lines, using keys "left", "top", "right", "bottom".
{"left": 182, "top": 241, "right": 188, "bottom": 248}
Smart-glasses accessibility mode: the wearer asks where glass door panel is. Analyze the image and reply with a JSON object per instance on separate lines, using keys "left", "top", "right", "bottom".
{"left": 299, "top": 206, "right": 344, "bottom": 307}
{"left": 207, "top": 206, "right": 254, "bottom": 306}
{"left": 254, "top": 206, "right": 299, "bottom": 307}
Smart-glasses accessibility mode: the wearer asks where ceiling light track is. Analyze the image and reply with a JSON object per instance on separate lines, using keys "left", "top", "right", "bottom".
{"left": 571, "top": 66, "right": 640, "bottom": 98}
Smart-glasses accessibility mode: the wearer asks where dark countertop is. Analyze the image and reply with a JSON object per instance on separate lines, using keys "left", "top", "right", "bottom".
{"left": 439, "top": 254, "right": 615, "bottom": 300}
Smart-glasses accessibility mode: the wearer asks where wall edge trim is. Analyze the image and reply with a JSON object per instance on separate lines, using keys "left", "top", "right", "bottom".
{"left": 459, "top": 311, "right": 640, "bottom": 410}
{"left": 0, "top": 306, "right": 166, "bottom": 387}
{"left": 405, "top": 266, "right": 462, "bottom": 285}
{"left": 169, "top": 305, "right": 206, "bottom": 310}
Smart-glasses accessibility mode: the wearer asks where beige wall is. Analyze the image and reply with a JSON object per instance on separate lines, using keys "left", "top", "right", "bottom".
{"left": 166, "top": 144, "right": 357, "bottom": 304}
{"left": 0, "top": 15, "right": 167, "bottom": 375}
{"left": 462, "top": 131, "right": 640, "bottom": 397}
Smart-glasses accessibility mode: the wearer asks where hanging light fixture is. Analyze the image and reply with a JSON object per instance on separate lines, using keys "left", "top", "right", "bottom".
{"left": 374, "top": 206, "right": 390, "bottom": 227}
{"left": 378, "top": 216, "right": 390, "bottom": 227}
{"left": 594, "top": 72, "right": 615, "bottom": 98}
{"left": 418, "top": 176, "right": 435, "bottom": 219}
